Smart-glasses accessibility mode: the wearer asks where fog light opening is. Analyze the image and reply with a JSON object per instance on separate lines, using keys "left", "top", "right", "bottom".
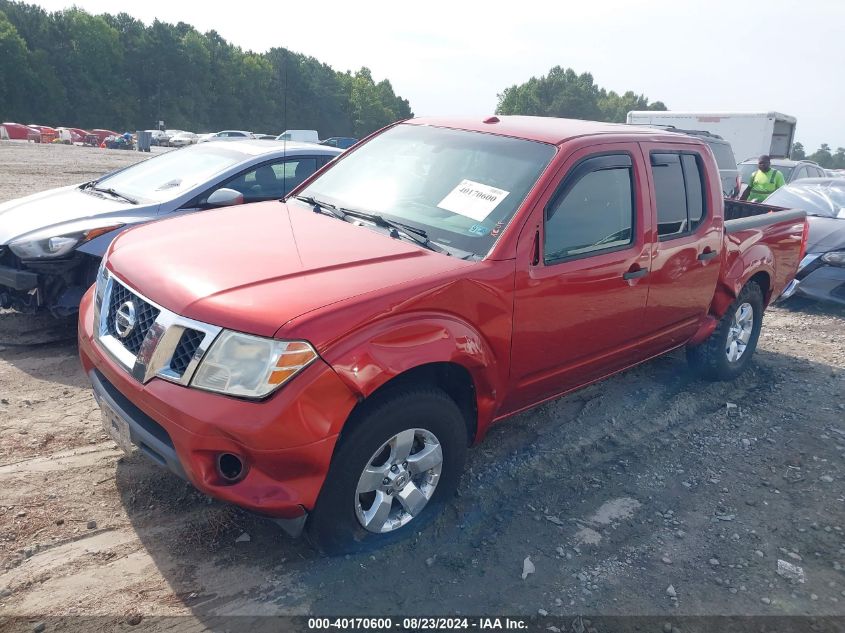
{"left": 216, "top": 453, "right": 245, "bottom": 483}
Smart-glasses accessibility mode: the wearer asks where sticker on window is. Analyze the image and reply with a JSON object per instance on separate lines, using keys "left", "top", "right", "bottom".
{"left": 437, "top": 179, "right": 510, "bottom": 222}
{"left": 467, "top": 224, "right": 489, "bottom": 236}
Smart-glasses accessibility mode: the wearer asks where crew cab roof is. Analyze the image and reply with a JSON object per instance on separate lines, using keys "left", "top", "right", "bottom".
{"left": 405, "top": 115, "right": 696, "bottom": 146}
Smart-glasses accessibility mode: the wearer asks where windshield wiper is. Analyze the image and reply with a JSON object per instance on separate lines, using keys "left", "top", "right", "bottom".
{"left": 340, "top": 208, "right": 451, "bottom": 255}
{"left": 294, "top": 195, "right": 450, "bottom": 255}
{"left": 88, "top": 185, "right": 138, "bottom": 205}
{"left": 294, "top": 195, "right": 348, "bottom": 221}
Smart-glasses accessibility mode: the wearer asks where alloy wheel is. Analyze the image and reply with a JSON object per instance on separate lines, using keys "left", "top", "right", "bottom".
{"left": 354, "top": 428, "right": 443, "bottom": 533}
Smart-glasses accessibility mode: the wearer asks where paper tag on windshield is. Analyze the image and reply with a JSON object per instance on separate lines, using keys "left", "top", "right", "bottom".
{"left": 437, "top": 179, "right": 509, "bottom": 222}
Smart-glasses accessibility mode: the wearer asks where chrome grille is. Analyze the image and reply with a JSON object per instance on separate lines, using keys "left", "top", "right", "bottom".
{"left": 105, "top": 282, "right": 160, "bottom": 355}
{"left": 94, "top": 271, "right": 221, "bottom": 386}
{"left": 169, "top": 329, "right": 205, "bottom": 376}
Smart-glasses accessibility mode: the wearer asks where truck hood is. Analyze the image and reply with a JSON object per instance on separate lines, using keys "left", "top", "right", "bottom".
{"left": 0, "top": 185, "right": 157, "bottom": 245}
{"left": 806, "top": 216, "right": 845, "bottom": 254}
{"left": 107, "top": 200, "right": 471, "bottom": 337}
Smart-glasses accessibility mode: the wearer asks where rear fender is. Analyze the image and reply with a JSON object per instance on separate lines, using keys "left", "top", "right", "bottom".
{"left": 713, "top": 241, "right": 775, "bottom": 318}
{"left": 321, "top": 314, "right": 502, "bottom": 441}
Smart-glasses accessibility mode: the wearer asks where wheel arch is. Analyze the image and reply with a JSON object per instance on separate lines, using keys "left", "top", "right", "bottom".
{"left": 337, "top": 361, "right": 478, "bottom": 449}
{"left": 713, "top": 262, "right": 773, "bottom": 318}
{"left": 320, "top": 313, "right": 505, "bottom": 445}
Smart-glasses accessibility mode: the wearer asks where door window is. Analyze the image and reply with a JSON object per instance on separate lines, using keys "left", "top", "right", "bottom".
{"left": 544, "top": 155, "right": 634, "bottom": 263}
{"left": 651, "top": 152, "right": 707, "bottom": 239}
{"left": 219, "top": 157, "right": 318, "bottom": 202}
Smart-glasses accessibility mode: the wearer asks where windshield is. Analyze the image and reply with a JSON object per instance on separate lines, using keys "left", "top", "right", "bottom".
{"left": 95, "top": 145, "right": 247, "bottom": 203}
{"left": 766, "top": 183, "right": 845, "bottom": 218}
{"left": 297, "top": 124, "right": 556, "bottom": 256}
{"left": 740, "top": 162, "right": 794, "bottom": 184}
{"left": 706, "top": 141, "right": 737, "bottom": 170}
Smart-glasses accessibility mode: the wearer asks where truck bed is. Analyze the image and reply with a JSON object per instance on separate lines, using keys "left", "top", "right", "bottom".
{"left": 719, "top": 202, "right": 807, "bottom": 307}
{"left": 724, "top": 198, "right": 786, "bottom": 221}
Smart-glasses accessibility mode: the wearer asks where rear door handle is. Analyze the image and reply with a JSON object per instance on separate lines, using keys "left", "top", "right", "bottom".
{"left": 698, "top": 250, "right": 719, "bottom": 261}
{"left": 622, "top": 267, "right": 649, "bottom": 280}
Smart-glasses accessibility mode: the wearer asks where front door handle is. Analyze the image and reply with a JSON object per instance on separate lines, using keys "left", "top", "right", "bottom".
{"left": 622, "top": 267, "right": 649, "bottom": 280}
{"left": 698, "top": 249, "right": 719, "bottom": 261}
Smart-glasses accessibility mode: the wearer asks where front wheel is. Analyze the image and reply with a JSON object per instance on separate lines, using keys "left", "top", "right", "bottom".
{"left": 306, "top": 387, "right": 467, "bottom": 554}
{"left": 686, "top": 281, "right": 764, "bottom": 381}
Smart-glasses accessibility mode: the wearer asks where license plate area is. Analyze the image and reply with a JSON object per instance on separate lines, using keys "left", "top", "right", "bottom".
{"left": 99, "top": 399, "right": 134, "bottom": 454}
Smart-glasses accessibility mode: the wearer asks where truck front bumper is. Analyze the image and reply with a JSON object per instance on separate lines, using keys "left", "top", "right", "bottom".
{"left": 78, "top": 287, "right": 359, "bottom": 534}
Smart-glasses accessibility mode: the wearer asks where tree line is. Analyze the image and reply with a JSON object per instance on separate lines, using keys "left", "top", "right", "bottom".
{"left": 792, "top": 143, "right": 845, "bottom": 170}
{"left": 496, "top": 66, "right": 667, "bottom": 122}
{"left": 0, "top": 1, "right": 412, "bottom": 137}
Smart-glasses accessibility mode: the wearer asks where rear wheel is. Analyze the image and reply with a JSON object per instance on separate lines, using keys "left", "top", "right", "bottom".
{"left": 306, "top": 387, "right": 467, "bottom": 555}
{"left": 686, "top": 281, "right": 764, "bottom": 381}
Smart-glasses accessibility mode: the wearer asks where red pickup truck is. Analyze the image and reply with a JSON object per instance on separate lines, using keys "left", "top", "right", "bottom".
{"left": 79, "top": 116, "right": 808, "bottom": 553}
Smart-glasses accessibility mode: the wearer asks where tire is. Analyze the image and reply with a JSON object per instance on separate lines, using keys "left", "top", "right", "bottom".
{"left": 306, "top": 387, "right": 468, "bottom": 555}
{"left": 686, "top": 281, "right": 764, "bottom": 381}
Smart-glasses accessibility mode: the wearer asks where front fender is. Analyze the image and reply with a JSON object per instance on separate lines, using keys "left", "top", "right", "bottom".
{"left": 320, "top": 313, "right": 503, "bottom": 440}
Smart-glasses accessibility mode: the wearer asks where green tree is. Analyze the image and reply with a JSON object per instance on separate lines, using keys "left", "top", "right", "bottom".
{"left": 808, "top": 143, "right": 833, "bottom": 168}
{"left": 791, "top": 142, "right": 805, "bottom": 160}
{"left": 0, "top": 10, "right": 36, "bottom": 120}
{"left": 832, "top": 147, "right": 845, "bottom": 171}
{"left": 0, "top": 0, "right": 412, "bottom": 136}
{"left": 496, "top": 66, "right": 666, "bottom": 122}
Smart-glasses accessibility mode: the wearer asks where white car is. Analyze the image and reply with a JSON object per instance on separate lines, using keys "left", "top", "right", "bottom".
{"left": 276, "top": 129, "right": 319, "bottom": 143}
{"left": 198, "top": 130, "right": 254, "bottom": 142}
{"left": 0, "top": 140, "right": 341, "bottom": 315}
{"left": 169, "top": 132, "right": 199, "bottom": 147}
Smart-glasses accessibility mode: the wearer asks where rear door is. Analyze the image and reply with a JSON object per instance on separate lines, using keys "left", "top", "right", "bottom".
{"left": 639, "top": 143, "right": 722, "bottom": 349}
{"left": 506, "top": 143, "right": 653, "bottom": 412}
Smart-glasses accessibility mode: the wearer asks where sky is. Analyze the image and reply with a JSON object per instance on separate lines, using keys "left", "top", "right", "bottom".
{"left": 32, "top": 0, "right": 845, "bottom": 152}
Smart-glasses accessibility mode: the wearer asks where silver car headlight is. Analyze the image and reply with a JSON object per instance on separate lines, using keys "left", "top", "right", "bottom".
{"left": 9, "top": 223, "right": 123, "bottom": 259}
{"left": 821, "top": 251, "right": 845, "bottom": 267}
{"left": 190, "top": 331, "right": 318, "bottom": 399}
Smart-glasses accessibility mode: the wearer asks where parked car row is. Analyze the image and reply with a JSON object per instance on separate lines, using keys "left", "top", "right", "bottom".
{"left": 1, "top": 122, "right": 119, "bottom": 146}
{"left": 2, "top": 122, "right": 361, "bottom": 154}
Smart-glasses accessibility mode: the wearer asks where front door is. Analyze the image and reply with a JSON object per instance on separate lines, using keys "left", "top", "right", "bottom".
{"left": 506, "top": 144, "right": 653, "bottom": 413}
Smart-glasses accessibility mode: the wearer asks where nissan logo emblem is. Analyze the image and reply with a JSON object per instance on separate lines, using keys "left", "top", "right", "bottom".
{"left": 115, "top": 300, "right": 137, "bottom": 338}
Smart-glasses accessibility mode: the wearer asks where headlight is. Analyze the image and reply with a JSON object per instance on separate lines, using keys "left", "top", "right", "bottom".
{"left": 191, "top": 331, "right": 318, "bottom": 398}
{"left": 9, "top": 224, "right": 123, "bottom": 259}
{"left": 821, "top": 251, "right": 845, "bottom": 267}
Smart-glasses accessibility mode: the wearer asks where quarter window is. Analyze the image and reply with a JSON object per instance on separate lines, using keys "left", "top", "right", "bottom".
{"left": 651, "top": 152, "right": 707, "bottom": 239}
{"left": 545, "top": 157, "right": 634, "bottom": 263}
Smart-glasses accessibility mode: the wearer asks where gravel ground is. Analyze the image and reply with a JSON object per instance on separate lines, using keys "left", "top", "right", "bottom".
{"left": 0, "top": 142, "right": 843, "bottom": 632}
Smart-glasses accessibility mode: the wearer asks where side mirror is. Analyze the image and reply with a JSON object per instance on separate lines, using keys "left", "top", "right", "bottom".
{"left": 206, "top": 188, "right": 244, "bottom": 208}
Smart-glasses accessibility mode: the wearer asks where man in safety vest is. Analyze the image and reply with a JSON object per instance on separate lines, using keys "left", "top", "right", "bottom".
{"left": 741, "top": 155, "right": 786, "bottom": 202}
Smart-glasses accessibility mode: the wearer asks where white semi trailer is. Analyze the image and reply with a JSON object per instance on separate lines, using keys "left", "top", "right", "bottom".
{"left": 626, "top": 111, "right": 797, "bottom": 164}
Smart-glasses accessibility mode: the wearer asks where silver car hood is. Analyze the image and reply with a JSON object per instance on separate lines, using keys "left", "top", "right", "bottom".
{"left": 0, "top": 185, "right": 159, "bottom": 245}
